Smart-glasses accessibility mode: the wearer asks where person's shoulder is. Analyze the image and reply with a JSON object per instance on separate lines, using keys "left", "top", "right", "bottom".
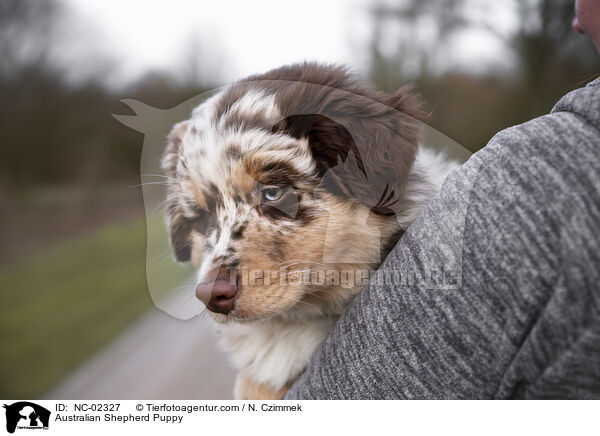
{"left": 551, "top": 77, "right": 600, "bottom": 129}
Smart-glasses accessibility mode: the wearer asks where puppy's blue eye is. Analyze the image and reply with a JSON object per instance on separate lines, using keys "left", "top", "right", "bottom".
{"left": 261, "top": 186, "right": 284, "bottom": 202}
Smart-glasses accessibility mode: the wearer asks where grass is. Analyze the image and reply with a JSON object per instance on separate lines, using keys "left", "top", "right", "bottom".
{"left": 0, "top": 218, "right": 153, "bottom": 399}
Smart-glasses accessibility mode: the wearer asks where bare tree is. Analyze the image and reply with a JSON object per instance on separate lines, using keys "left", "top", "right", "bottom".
{"left": 365, "top": 0, "right": 598, "bottom": 151}
{"left": 367, "top": 0, "right": 597, "bottom": 94}
{"left": 0, "top": 0, "right": 62, "bottom": 78}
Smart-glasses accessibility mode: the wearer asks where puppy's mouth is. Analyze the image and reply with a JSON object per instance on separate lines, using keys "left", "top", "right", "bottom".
{"left": 196, "top": 266, "right": 239, "bottom": 315}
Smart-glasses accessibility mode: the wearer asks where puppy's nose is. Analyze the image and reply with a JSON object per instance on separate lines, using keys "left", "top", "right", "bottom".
{"left": 196, "top": 267, "right": 238, "bottom": 314}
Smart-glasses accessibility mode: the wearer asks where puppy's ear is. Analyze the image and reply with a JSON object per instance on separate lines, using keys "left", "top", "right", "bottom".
{"left": 273, "top": 82, "right": 425, "bottom": 215}
{"left": 161, "top": 120, "right": 190, "bottom": 178}
{"left": 166, "top": 211, "right": 192, "bottom": 262}
{"left": 273, "top": 113, "right": 364, "bottom": 199}
{"left": 162, "top": 121, "right": 192, "bottom": 262}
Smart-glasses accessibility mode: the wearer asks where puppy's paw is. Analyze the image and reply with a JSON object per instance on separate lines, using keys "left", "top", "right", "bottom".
{"left": 234, "top": 374, "right": 290, "bottom": 400}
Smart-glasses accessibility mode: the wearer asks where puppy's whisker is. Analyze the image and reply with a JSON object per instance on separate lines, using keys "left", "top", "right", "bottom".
{"left": 151, "top": 246, "right": 182, "bottom": 262}
{"left": 168, "top": 285, "right": 196, "bottom": 292}
{"left": 141, "top": 173, "right": 179, "bottom": 182}
{"left": 301, "top": 290, "right": 326, "bottom": 299}
{"left": 132, "top": 181, "right": 171, "bottom": 188}
{"left": 271, "top": 260, "right": 302, "bottom": 268}
{"left": 150, "top": 197, "right": 173, "bottom": 214}
{"left": 282, "top": 269, "right": 313, "bottom": 277}
{"left": 141, "top": 173, "right": 171, "bottom": 178}
{"left": 277, "top": 260, "right": 328, "bottom": 271}
{"left": 291, "top": 300, "right": 314, "bottom": 309}
{"left": 271, "top": 258, "right": 323, "bottom": 269}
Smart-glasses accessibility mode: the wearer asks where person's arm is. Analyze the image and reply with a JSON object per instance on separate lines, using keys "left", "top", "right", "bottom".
{"left": 285, "top": 82, "right": 600, "bottom": 399}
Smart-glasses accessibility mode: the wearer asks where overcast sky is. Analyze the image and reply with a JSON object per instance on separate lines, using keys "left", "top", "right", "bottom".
{"left": 60, "top": 0, "right": 515, "bottom": 88}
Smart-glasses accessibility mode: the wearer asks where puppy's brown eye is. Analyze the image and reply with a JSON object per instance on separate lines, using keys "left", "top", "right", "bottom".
{"left": 261, "top": 186, "right": 285, "bottom": 202}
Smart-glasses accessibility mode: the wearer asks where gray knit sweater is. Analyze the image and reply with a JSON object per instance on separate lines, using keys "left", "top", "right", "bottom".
{"left": 286, "top": 78, "right": 600, "bottom": 399}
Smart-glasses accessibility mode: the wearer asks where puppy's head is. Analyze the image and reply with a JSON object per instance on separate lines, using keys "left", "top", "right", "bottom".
{"left": 162, "top": 63, "right": 424, "bottom": 322}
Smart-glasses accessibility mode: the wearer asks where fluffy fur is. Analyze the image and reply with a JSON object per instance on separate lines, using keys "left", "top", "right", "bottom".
{"left": 162, "top": 63, "right": 457, "bottom": 399}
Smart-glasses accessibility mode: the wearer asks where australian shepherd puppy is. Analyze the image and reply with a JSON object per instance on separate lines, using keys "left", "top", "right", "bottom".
{"left": 161, "top": 63, "right": 457, "bottom": 399}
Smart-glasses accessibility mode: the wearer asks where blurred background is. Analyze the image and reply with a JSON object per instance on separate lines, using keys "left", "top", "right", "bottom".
{"left": 0, "top": 0, "right": 597, "bottom": 399}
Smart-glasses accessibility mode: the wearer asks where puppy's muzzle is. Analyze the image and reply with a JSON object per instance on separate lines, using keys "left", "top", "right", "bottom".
{"left": 196, "top": 266, "right": 238, "bottom": 314}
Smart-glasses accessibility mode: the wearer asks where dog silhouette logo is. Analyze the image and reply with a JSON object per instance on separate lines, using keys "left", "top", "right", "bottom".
{"left": 2, "top": 402, "right": 50, "bottom": 433}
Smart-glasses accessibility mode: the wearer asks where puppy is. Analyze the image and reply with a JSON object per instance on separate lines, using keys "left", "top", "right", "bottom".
{"left": 162, "top": 63, "right": 457, "bottom": 399}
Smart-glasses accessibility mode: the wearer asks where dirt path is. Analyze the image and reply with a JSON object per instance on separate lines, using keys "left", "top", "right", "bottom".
{"left": 46, "top": 304, "right": 236, "bottom": 400}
